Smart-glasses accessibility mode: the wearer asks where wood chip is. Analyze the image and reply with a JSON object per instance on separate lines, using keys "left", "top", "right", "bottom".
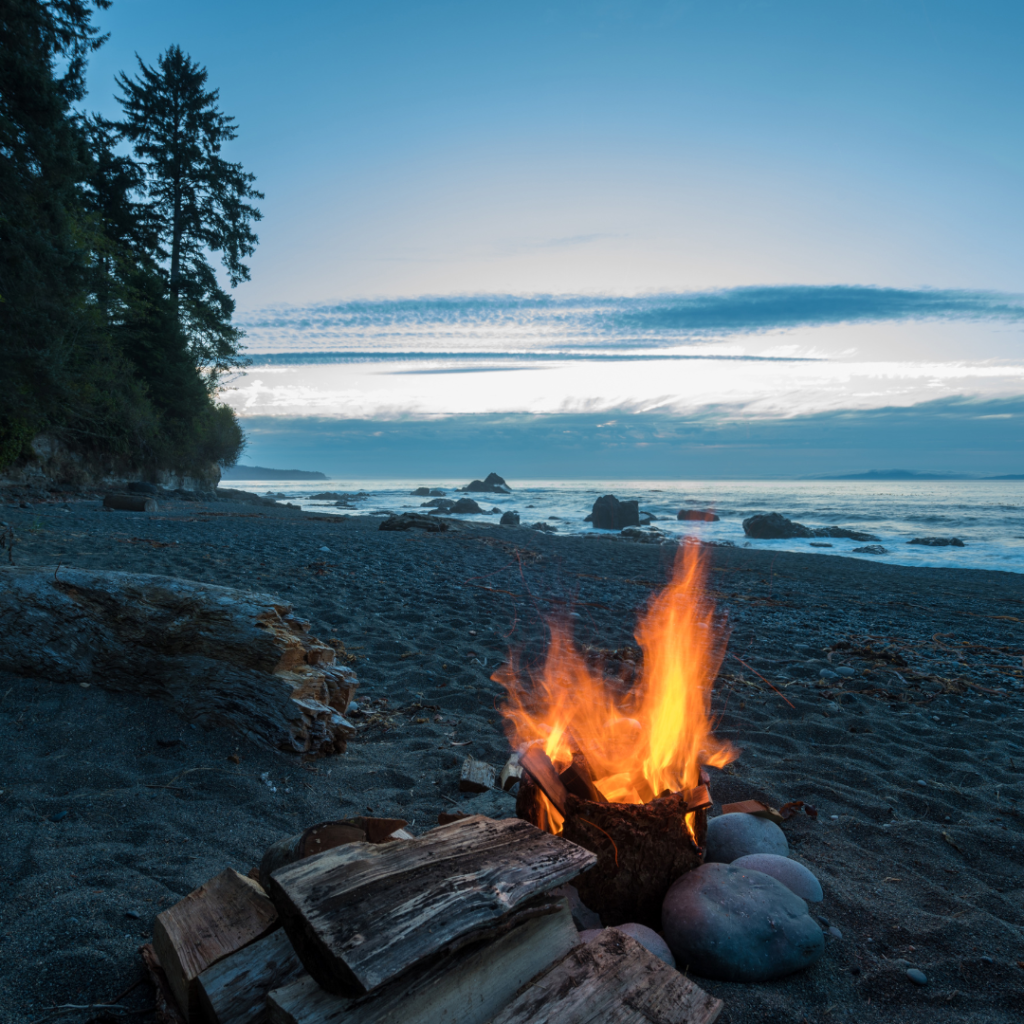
{"left": 459, "top": 755, "right": 496, "bottom": 793}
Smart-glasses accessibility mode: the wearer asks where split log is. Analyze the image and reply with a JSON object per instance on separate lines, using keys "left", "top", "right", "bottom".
{"left": 499, "top": 752, "right": 523, "bottom": 791}
{"left": 141, "top": 943, "right": 187, "bottom": 1024}
{"left": 153, "top": 869, "right": 280, "bottom": 1023}
{"left": 266, "top": 899, "right": 579, "bottom": 1024}
{"left": 259, "top": 818, "right": 410, "bottom": 890}
{"left": 104, "top": 493, "right": 157, "bottom": 512}
{"left": 265, "top": 814, "right": 597, "bottom": 997}
{"left": 0, "top": 566, "right": 358, "bottom": 755}
{"left": 198, "top": 928, "right": 305, "bottom": 1024}
{"left": 459, "top": 755, "right": 496, "bottom": 793}
{"left": 490, "top": 928, "right": 723, "bottom": 1024}
{"left": 518, "top": 745, "right": 568, "bottom": 814}
{"left": 517, "top": 773, "right": 707, "bottom": 929}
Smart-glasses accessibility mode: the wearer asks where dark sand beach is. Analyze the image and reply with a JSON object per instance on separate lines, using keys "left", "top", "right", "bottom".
{"left": 1, "top": 494, "right": 1022, "bottom": 1023}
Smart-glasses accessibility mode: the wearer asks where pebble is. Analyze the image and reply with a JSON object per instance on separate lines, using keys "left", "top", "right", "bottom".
{"left": 907, "top": 968, "right": 927, "bottom": 985}
{"left": 828, "top": 925, "right": 843, "bottom": 939}
{"left": 730, "top": 854, "right": 823, "bottom": 902}
{"left": 662, "top": 863, "right": 824, "bottom": 982}
{"left": 319, "top": 546, "right": 331, "bottom": 552}
{"left": 579, "top": 924, "right": 675, "bottom": 966}
{"left": 916, "top": 780, "right": 927, "bottom": 786}
{"left": 836, "top": 666, "right": 856, "bottom": 677}
{"left": 819, "top": 669, "right": 839, "bottom": 680}
{"left": 48, "top": 811, "right": 69, "bottom": 822}
{"left": 125, "top": 910, "right": 140, "bottom": 919}
{"left": 704, "top": 813, "right": 789, "bottom": 863}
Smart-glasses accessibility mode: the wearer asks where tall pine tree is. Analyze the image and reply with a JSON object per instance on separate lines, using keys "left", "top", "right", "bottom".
{"left": 114, "top": 46, "right": 263, "bottom": 386}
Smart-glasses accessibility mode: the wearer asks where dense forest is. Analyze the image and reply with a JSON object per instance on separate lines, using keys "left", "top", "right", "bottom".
{"left": 0, "top": 0, "right": 260, "bottom": 480}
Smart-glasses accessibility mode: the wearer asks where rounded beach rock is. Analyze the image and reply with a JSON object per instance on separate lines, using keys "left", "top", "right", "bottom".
{"left": 730, "top": 854, "right": 823, "bottom": 902}
{"left": 704, "top": 812, "right": 789, "bottom": 863}
{"left": 577, "top": 924, "right": 676, "bottom": 967}
{"left": 662, "top": 863, "right": 824, "bottom": 981}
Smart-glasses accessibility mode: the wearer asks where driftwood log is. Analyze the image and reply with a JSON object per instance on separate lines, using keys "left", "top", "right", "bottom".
{"left": 517, "top": 770, "right": 708, "bottom": 929}
{"left": 490, "top": 929, "right": 723, "bottom": 1024}
{"left": 0, "top": 566, "right": 357, "bottom": 755}
{"left": 266, "top": 901, "right": 579, "bottom": 1024}
{"left": 265, "top": 815, "right": 597, "bottom": 997}
{"left": 103, "top": 493, "right": 157, "bottom": 512}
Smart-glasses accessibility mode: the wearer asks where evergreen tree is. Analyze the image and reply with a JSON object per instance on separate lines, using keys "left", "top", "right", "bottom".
{"left": 113, "top": 46, "right": 263, "bottom": 386}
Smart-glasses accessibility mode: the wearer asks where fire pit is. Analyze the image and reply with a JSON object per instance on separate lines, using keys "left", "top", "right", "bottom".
{"left": 496, "top": 543, "right": 736, "bottom": 928}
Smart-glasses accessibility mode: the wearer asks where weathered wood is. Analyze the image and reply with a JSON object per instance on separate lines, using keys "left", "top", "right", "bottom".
{"left": 153, "top": 869, "right": 280, "bottom": 1022}
{"left": 721, "top": 799, "right": 782, "bottom": 823}
{"left": 517, "top": 774, "right": 706, "bottom": 929}
{"left": 266, "top": 815, "right": 597, "bottom": 997}
{"left": 266, "top": 898, "right": 579, "bottom": 1024}
{"left": 490, "top": 928, "right": 723, "bottom": 1024}
{"left": 259, "top": 818, "right": 410, "bottom": 890}
{"left": 459, "top": 756, "right": 496, "bottom": 793}
{"left": 0, "top": 566, "right": 358, "bottom": 755}
{"left": 499, "top": 752, "right": 523, "bottom": 791}
{"left": 104, "top": 493, "right": 157, "bottom": 512}
{"left": 197, "top": 928, "right": 305, "bottom": 1024}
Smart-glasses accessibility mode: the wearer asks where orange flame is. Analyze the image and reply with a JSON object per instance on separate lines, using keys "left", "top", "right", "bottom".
{"left": 495, "top": 541, "right": 736, "bottom": 834}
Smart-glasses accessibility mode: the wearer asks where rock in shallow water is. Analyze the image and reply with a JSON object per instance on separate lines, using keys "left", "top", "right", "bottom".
{"left": 705, "top": 812, "right": 789, "bottom": 863}
{"left": 577, "top": 925, "right": 675, "bottom": 967}
{"left": 662, "top": 863, "right": 824, "bottom": 981}
{"left": 730, "top": 854, "right": 823, "bottom": 902}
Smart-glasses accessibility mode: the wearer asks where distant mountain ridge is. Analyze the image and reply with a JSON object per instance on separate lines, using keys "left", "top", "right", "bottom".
{"left": 807, "top": 469, "right": 1023, "bottom": 481}
{"left": 221, "top": 465, "right": 327, "bottom": 480}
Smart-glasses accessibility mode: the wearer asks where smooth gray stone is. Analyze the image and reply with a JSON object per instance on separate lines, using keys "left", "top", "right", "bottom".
{"left": 907, "top": 968, "right": 927, "bottom": 985}
{"left": 705, "top": 813, "right": 789, "bottom": 863}
{"left": 577, "top": 925, "right": 675, "bottom": 967}
{"left": 662, "top": 863, "right": 824, "bottom": 982}
{"left": 731, "top": 854, "right": 823, "bottom": 902}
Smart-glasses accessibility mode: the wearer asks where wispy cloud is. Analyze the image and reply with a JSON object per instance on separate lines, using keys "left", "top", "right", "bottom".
{"left": 237, "top": 285, "right": 1024, "bottom": 356}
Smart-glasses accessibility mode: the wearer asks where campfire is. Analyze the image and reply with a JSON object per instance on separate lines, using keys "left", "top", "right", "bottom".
{"left": 496, "top": 542, "right": 737, "bottom": 927}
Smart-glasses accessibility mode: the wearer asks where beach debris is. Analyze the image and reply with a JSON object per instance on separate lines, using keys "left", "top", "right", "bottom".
{"left": 778, "top": 799, "right": 818, "bottom": 820}
{"left": 499, "top": 751, "right": 524, "bottom": 791}
{"left": 586, "top": 494, "right": 640, "bottom": 530}
{"left": 265, "top": 816, "right": 596, "bottom": 996}
{"left": 153, "top": 868, "right": 279, "bottom": 1022}
{"left": 907, "top": 968, "right": 928, "bottom": 985}
{"left": 908, "top": 536, "right": 966, "bottom": 547}
{"left": 462, "top": 472, "right": 511, "bottom": 493}
{"left": 379, "top": 512, "right": 449, "bottom": 531}
{"left": 495, "top": 929, "right": 721, "bottom": 1024}
{"left": 103, "top": 493, "right": 157, "bottom": 512}
{"left": 721, "top": 799, "right": 784, "bottom": 824}
{"left": 0, "top": 566, "right": 358, "bottom": 756}
{"left": 704, "top": 813, "right": 789, "bottom": 863}
{"left": 458, "top": 756, "right": 496, "bottom": 793}
{"left": 662, "top": 863, "right": 824, "bottom": 981}
{"left": 730, "top": 854, "right": 823, "bottom": 902}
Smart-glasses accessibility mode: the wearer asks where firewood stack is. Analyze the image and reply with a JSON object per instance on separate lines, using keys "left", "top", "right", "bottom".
{"left": 142, "top": 815, "right": 723, "bottom": 1024}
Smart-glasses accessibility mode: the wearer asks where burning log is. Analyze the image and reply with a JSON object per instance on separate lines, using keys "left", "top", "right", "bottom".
{"left": 0, "top": 566, "right": 357, "bottom": 755}
{"left": 152, "top": 869, "right": 280, "bottom": 1023}
{"left": 490, "top": 929, "right": 723, "bottom": 1024}
{"left": 264, "top": 815, "right": 597, "bottom": 997}
{"left": 517, "top": 771, "right": 709, "bottom": 929}
{"left": 265, "top": 901, "right": 580, "bottom": 1024}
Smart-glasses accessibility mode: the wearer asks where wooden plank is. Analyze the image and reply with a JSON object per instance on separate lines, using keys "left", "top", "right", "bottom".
{"left": 499, "top": 752, "right": 523, "bottom": 792}
{"left": 265, "top": 815, "right": 596, "bottom": 997}
{"left": 518, "top": 745, "right": 568, "bottom": 815}
{"left": 459, "top": 756, "right": 496, "bottom": 793}
{"left": 153, "top": 869, "right": 280, "bottom": 1022}
{"left": 198, "top": 928, "right": 305, "bottom": 1024}
{"left": 490, "top": 928, "right": 723, "bottom": 1024}
{"left": 266, "top": 898, "right": 579, "bottom": 1024}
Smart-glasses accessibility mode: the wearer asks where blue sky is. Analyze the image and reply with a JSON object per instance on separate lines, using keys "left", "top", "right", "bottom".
{"left": 85, "top": 2, "right": 1024, "bottom": 476}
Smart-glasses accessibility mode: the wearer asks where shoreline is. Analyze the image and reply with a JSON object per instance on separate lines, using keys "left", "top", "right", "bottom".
{"left": 1, "top": 495, "right": 1023, "bottom": 1022}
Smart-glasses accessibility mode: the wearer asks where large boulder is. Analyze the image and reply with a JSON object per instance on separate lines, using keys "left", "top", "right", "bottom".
{"left": 743, "top": 513, "right": 878, "bottom": 542}
{"left": 730, "top": 854, "right": 823, "bottom": 902}
{"left": 662, "top": 863, "right": 824, "bottom": 981}
{"left": 379, "top": 513, "right": 449, "bottom": 532}
{"left": 463, "top": 472, "right": 510, "bottom": 494}
{"left": 420, "top": 498, "right": 455, "bottom": 510}
{"left": 452, "top": 497, "right": 485, "bottom": 513}
{"left": 589, "top": 495, "right": 640, "bottom": 530}
{"left": 500, "top": 511, "right": 521, "bottom": 525}
{"left": 908, "top": 537, "right": 965, "bottom": 547}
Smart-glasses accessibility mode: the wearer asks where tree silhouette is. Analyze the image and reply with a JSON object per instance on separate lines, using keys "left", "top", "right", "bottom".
{"left": 114, "top": 45, "right": 262, "bottom": 384}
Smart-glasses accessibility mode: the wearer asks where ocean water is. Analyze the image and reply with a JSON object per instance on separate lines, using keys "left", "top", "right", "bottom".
{"left": 226, "top": 478, "right": 1024, "bottom": 575}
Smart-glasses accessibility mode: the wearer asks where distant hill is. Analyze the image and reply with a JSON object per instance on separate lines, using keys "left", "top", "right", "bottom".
{"left": 809, "top": 469, "right": 971, "bottom": 480}
{"left": 221, "top": 465, "right": 327, "bottom": 480}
